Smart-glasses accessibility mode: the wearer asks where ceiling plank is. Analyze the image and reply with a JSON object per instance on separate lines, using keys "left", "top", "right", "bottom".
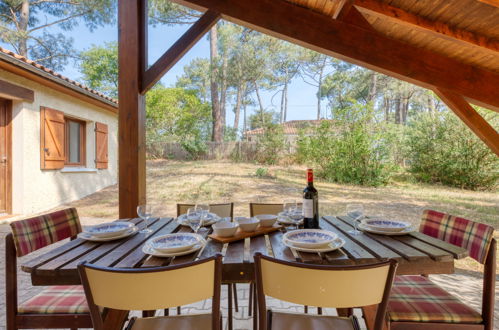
{"left": 142, "top": 10, "right": 220, "bottom": 93}
{"left": 354, "top": 0, "right": 499, "bottom": 54}
{"left": 174, "top": 0, "right": 499, "bottom": 112}
{"left": 333, "top": 0, "right": 354, "bottom": 19}
{"left": 434, "top": 88, "right": 499, "bottom": 156}
{"left": 478, "top": 0, "right": 499, "bottom": 7}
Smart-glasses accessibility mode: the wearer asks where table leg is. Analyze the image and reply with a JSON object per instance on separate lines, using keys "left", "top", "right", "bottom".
{"left": 361, "top": 305, "right": 389, "bottom": 330}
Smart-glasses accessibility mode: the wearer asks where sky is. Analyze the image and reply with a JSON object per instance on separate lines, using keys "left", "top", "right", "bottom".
{"left": 1, "top": 13, "right": 327, "bottom": 128}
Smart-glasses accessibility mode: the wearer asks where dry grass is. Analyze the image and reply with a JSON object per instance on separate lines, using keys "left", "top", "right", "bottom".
{"left": 65, "top": 159, "right": 499, "bottom": 273}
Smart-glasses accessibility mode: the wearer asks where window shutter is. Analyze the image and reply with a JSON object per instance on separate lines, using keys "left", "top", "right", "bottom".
{"left": 40, "top": 107, "right": 65, "bottom": 169}
{"left": 95, "top": 122, "right": 108, "bottom": 169}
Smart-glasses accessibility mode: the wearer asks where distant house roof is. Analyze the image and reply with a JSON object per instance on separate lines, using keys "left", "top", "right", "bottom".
{"left": 0, "top": 47, "right": 117, "bottom": 113}
{"left": 245, "top": 120, "right": 330, "bottom": 136}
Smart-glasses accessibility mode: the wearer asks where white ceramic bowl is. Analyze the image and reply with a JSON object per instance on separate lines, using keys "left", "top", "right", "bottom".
{"left": 85, "top": 222, "right": 134, "bottom": 238}
{"left": 254, "top": 214, "right": 277, "bottom": 227}
{"left": 362, "top": 219, "right": 410, "bottom": 232}
{"left": 236, "top": 217, "right": 260, "bottom": 232}
{"left": 283, "top": 229, "right": 338, "bottom": 249}
{"left": 149, "top": 233, "right": 201, "bottom": 253}
{"left": 212, "top": 221, "right": 239, "bottom": 237}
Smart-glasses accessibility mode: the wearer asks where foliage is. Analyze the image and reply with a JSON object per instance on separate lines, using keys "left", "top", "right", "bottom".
{"left": 297, "top": 102, "right": 395, "bottom": 186}
{"left": 79, "top": 42, "right": 118, "bottom": 98}
{"left": 248, "top": 110, "right": 279, "bottom": 130}
{"left": 146, "top": 87, "right": 211, "bottom": 159}
{"left": 255, "top": 167, "right": 269, "bottom": 177}
{"left": 406, "top": 111, "right": 498, "bottom": 190}
{"left": 0, "top": 0, "right": 115, "bottom": 70}
{"left": 255, "top": 123, "right": 288, "bottom": 165}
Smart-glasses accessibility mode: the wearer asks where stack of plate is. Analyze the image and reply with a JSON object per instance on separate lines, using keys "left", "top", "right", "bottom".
{"left": 142, "top": 233, "right": 206, "bottom": 257}
{"left": 358, "top": 218, "right": 413, "bottom": 235}
{"left": 177, "top": 213, "right": 221, "bottom": 227}
{"left": 282, "top": 229, "right": 345, "bottom": 253}
{"left": 78, "top": 221, "right": 138, "bottom": 242}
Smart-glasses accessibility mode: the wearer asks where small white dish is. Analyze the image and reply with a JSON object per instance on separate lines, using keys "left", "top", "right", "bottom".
{"left": 142, "top": 241, "right": 205, "bottom": 257}
{"left": 283, "top": 229, "right": 338, "bottom": 249}
{"left": 358, "top": 223, "right": 414, "bottom": 236}
{"left": 177, "top": 212, "right": 220, "bottom": 226}
{"left": 148, "top": 233, "right": 202, "bottom": 253}
{"left": 212, "top": 221, "right": 239, "bottom": 237}
{"left": 78, "top": 226, "right": 139, "bottom": 242}
{"left": 235, "top": 217, "right": 260, "bottom": 232}
{"left": 84, "top": 221, "right": 135, "bottom": 238}
{"left": 255, "top": 214, "right": 278, "bottom": 227}
{"left": 283, "top": 237, "right": 345, "bottom": 253}
{"left": 362, "top": 219, "right": 411, "bottom": 232}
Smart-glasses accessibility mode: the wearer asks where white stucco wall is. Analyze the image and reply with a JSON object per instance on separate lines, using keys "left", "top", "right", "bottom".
{"left": 0, "top": 68, "right": 118, "bottom": 215}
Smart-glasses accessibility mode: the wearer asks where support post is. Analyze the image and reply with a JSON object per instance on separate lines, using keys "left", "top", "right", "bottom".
{"left": 118, "top": 0, "right": 148, "bottom": 218}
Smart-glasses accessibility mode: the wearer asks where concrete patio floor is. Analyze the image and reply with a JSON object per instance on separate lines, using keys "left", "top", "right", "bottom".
{"left": 0, "top": 217, "right": 497, "bottom": 330}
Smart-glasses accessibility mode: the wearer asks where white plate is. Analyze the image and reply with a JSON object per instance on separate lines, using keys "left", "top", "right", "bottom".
{"left": 148, "top": 233, "right": 203, "bottom": 253}
{"left": 84, "top": 221, "right": 135, "bottom": 238}
{"left": 358, "top": 223, "right": 414, "bottom": 236}
{"left": 78, "top": 226, "right": 139, "bottom": 242}
{"left": 177, "top": 213, "right": 220, "bottom": 226}
{"left": 142, "top": 240, "right": 206, "bottom": 257}
{"left": 277, "top": 215, "right": 303, "bottom": 225}
{"left": 283, "top": 237, "right": 345, "bottom": 253}
{"left": 362, "top": 218, "right": 411, "bottom": 232}
{"left": 283, "top": 229, "right": 338, "bottom": 249}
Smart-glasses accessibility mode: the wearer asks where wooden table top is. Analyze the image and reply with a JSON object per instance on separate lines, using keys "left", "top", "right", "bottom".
{"left": 23, "top": 216, "right": 468, "bottom": 286}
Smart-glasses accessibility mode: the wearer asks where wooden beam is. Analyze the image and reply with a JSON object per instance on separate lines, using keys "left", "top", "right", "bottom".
{"left": 333, "top": 0, "right": 354, "bottom": 20}
{"left": 434, "top": 88, "right": 499, "bottom": 156}
{"left": 0, "top": 79, "right": 34, "bottom": 102}
{"left": 174, "top": 0, "right": 499, "bottom": 112}
{"left": 354, "top": 0, "right": 499, "bottom": 54}
{"left": 141, "top": 10, "right": 220, "bottom": 93}
{"left": 478, "top": 0, "right": 499, "bottom": 7}
{"left": 118, "top": 0, "right": 147, "bottom": 218}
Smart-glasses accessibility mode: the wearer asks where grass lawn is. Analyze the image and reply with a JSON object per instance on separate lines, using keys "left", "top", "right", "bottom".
{"left": 66, "top": 159, "right": 499, "bottom": 273}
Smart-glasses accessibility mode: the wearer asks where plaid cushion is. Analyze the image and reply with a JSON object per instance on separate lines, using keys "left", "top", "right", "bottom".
{"left": 18, "top": 285, "right": 89, "bottom": 314}
{"left": 10, "top": 208, "right": 82, "bottom": 257}
{"left": 388, "top": 275, "right": 482, "bottom": 324}
{"left": 420, "top": 209, "right": 494, "bottom": 264}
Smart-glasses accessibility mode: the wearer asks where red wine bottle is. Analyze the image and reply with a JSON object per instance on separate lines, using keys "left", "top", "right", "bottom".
{"left": 303, "top": 169, "right": 319, "bottom": 229}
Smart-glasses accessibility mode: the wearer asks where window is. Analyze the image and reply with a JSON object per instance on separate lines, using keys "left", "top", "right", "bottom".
{"left": 64, "top": 118, "right": 86, "bottom": 166}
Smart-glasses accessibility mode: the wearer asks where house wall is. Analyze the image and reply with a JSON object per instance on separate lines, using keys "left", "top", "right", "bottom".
{"left": 0, "top": 68, "right": 118, "bottom": 215}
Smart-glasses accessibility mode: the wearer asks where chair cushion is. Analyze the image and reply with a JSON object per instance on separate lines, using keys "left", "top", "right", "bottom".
{"left": 18, "top": 285, "right": 89, "bottom": 314}
{"left": 130, "top": 313, "right": 212, "bottom": 330}
{"left": 269, "top": 311, "right": 358, "bottom": 330}
{"left": 388, "top": 275, "right": 482, "bottom": 324}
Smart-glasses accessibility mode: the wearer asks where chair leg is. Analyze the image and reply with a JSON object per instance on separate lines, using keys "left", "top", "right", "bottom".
{"left": 249, "top": 282, "right": 253, "bottom": 316}
{"left": 253, "top": 283, "right": 258, "bottom": 330}
{"left": 164, "top": 308, "right": 169, "bottom": 316}
{"left": 318, "top": 307, "right": 323, "bottom": 315}
{"left": 304, "top": 305, "right": 308, "bottom": 313}
{"left": 228, "top": 283, "right": 233, "bottom": 330}
{"left": 233, "top": 283, "right": 239, "bottom": 313}
{"left": 177, "top": 306, "right": 181, "bottom": 315}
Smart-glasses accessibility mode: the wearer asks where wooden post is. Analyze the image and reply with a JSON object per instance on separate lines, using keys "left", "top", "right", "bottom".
{"left": 118, "top": 0, "right": 147, "bottom": 218}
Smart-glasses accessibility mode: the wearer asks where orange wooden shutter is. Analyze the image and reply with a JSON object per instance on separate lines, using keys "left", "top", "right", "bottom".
{"left": 40, "top": 107, "right": 65, "bottom": 169}
{"left": 95, "top": 122, "right": 108, "bottom": 169}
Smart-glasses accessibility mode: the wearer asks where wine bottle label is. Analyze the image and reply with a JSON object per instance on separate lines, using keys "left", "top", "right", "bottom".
{"left": 303, "top": 199, "right": 313, "bottom": 218}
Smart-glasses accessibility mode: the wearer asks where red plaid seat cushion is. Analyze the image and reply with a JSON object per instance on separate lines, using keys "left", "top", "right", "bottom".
{"left": 420, "top": 210, "right": 494, "bottom": 264}
{"left": 18, "top": 285, "right": 89, "bottom": 314}
{"left": 388, "top": 275, "right": 482, "bottom": 324}
{"left": 10, "top": 208, "right": 82, "bottom": 257}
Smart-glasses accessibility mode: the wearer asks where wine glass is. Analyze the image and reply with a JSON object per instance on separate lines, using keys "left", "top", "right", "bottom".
{"left": 195, "top": 204, "right": 210, "bottom": 227}
{"left": 137, "top": 205, "right": 152, "bottom": 235}
{"left": 283, "top": 200, "right": 296, "bottom": 216}
{"left": 346, "top": 204, "right": 364, "bottom": 235}
{"left": 187, "top": 207, "right": 202, "bottom": 233}
{"left": 288, "top": 205, "right": 304, "bottom": 230}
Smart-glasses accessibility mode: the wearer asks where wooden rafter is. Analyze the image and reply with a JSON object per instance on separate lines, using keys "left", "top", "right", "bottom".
{"left": 354, "top": 0, "right": 499, "bottom": 54}
{"left": 141, "top": 10, "right": 220, "bottom": 93}
{"left": 333, "top": 0, "right": 354, "bottom": 20}
{"left": 478, "top": 0, "right": 499, "bottom": 7}
{"left": 174, "top": 0, "right": 499, "bottom": 112}
{"left": 434, "top": 88, "right": 499, "bottom": 156}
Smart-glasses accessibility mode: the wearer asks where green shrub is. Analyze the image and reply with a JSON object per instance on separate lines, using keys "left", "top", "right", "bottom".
{"left": 296, "top": 102, "right": 395, "bottom": 187}
{"left": 406, "top": 111, "right": 498, "bottom": 190}
{"left": 255, "top": 123, "right": 289, "bottom": 165}
{"left": 181, "top": 139, "right": 207, "bottom": 160}
{"left": 255, "top": 167, "right": 269, "bottom": 177}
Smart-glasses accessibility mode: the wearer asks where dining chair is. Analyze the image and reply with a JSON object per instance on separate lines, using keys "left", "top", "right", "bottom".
{"left": 249, "top": 203, "right": 284, "bottom": 217}
{"left": 6, "top": 208, "right": 92, "bottom": 330}
{"left": 77, "top": 254, "right": 223, "bottom": 330}
{"left": 386, "top": 209, "right": 496, "bottom": 330}
{"left": 254, "top": 253, "right": 397, "bottom": 330}
{"left": 177, "top": 202, "right": 238, "bottom": 329}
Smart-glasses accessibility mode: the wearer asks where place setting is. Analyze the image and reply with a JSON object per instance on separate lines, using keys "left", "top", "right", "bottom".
{"left": 282, "top": 229, "right": 345, "bottom": 253}
{"left": 78, "top": 221, "right": 139, "bottom": 242}
{"left": 277, "top": 200, "right": 304, "bottom": 228}
{"left": 142, "top": 232, "right": 207, "bottom": 258}
{"left": 177, "top": 204, "right": 221, "bottom": 228}
{"left": 346, "top": 203, "right": 414, "bottom": 236}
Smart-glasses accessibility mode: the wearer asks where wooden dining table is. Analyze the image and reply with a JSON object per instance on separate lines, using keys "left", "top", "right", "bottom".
{"left": 22, "top": 215, "right": 468, "bottom": 328}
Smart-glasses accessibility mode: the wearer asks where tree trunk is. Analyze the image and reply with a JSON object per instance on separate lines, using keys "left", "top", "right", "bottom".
{"left": 254, "top": 81, "right": 265, "bottom": 126}
{"left": 19, "top": 0, "right": 30, "bottom": 57}
{"left": 233, "top": 83, "right": 245, "bottom": 131}
{"left": 243, "top": 101, "right": 247, "bottom": 137}
{"left": 384, "top": 97, "right": 390, "bottom": 122}
{"left": 368, "top": 72, "right": 377, "bottom": 102}
{"left": 394, "top": 98, "right": 401, "bottom": 124}
{"left": 283, "top": 82, "right": 288, "bottom": 122}
{"left": 220, "top": 51, "right": 228, "bottom": 131}
{"left": 317, "top": 57, "right": 327, "bottom": 119}
{"left": 210, "top": 26, "right": 222, "bottom": 142}
{"left": 402, "top": 98, "right": 409, "bottom": 124}
{"left": 280, "top": 81, "right": 288, "bottom": 123}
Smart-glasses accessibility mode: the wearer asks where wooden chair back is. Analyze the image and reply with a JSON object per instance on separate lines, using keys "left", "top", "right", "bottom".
{"left": 255, "top": 253, "right": 397, "bottom": 330}
{"left": 177, "top": 203, "right": 234, "bottom": 218}
{"left": 78, "top": 255, "right": 222, "bottom": 330}
{"left": 249, "top": 203, "right": 283, "bottom": 217}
